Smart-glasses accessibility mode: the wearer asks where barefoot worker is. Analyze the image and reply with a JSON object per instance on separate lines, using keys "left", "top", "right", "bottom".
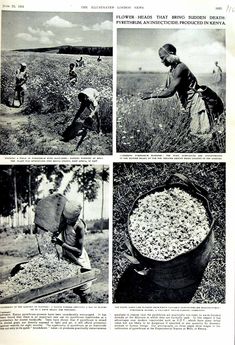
{"left": 14, "top": 62, "right": 28, "bottom": 106}
{"left": 142, "top": 44, "right": 223, "bottom": 135}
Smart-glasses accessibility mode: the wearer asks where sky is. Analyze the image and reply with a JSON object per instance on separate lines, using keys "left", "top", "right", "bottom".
{"left": 1, "top": 11, "right": 113, "bottom": 50}
{"left": 117, "top": 28, "right": 226, "bottom": 74}
{"left": 37, "top": 167, "right": 109, "bottom": 221}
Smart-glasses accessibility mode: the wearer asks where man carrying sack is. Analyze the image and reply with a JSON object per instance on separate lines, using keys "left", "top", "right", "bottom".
{"left": 35, "top": 193, "right": 92, "bottom": 303}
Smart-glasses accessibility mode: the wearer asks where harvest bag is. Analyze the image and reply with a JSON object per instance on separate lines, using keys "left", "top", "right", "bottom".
{"left": 124, "top": 173, "right": 214, "bottom": 289}
{"left": 35, "top": 193, "right": 67, "bottom": 233}
{"left": 199, "top": 85, "right": 224, "bottom": 124}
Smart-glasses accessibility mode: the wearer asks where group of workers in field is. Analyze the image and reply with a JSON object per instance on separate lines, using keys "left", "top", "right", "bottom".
{"left": 14, "top": 44, "right": 223, "bottom": 143}
{"left": 14, "top": 56, "right": 102, "bottom": 147}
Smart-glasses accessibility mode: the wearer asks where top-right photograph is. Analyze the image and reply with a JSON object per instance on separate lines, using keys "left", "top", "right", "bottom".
{"left": 116, "top": 29, "right": 225, "bottom": 153}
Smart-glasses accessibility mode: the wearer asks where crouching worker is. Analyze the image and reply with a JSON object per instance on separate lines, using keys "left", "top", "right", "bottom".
{"left": 51, "top": 200, "right": 92, "bottom": 303}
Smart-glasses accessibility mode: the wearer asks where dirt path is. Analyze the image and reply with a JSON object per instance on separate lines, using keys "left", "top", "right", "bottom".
{"left": 0, "top": 104, "right": 29, "bottom": 129}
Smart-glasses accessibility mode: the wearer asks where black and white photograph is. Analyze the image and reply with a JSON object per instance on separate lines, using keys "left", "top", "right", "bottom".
{"left": 117, "top": 29, "right": 225, "bottom": 153}
{"left": 0, "top": 12, "right": 113, "bottom": 155}
{"left": 113, "top": 163, "right": 225, "bottom": 303}
{"left": 0, "top": 165, "right": 109, "bottom": 303}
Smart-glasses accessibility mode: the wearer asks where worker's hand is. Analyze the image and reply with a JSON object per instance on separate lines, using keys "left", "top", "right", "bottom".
{"left": 51, "top": 237, "right": 63, "bottom": 246}
{"left": 88, "top": 112, "right": 95, "bottom": 119}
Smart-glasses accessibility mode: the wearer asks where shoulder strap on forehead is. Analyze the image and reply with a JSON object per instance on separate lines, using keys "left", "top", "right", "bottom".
{"left": 160, "top": 46, "right": 170, "bottom": 55}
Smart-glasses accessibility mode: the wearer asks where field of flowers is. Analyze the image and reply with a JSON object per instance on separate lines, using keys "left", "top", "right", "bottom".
{"left": 1, "top": 51, "right": 112, "bottom": 155}
{"left": 117, "top": 72, "right": 225, "bottom": 153}
{"left": 113, "top": 163, "right": 225, "bottom": 303}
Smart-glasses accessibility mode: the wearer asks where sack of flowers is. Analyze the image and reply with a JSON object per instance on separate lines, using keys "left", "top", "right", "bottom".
{"left": 125, "top": 173, "right": 214, "bottom": 289}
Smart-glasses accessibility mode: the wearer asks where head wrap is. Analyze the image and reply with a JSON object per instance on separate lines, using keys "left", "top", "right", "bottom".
{"left": 63, "top": 200, "right": 82, "bottom": 221}
{"left": 159, "top": 44, "right": 177, "bottom": 56}
{"left": 78, "top": 88, "right": 99, "bottom": 108}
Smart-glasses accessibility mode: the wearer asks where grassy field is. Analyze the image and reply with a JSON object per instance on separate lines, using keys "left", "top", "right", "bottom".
{"left": 113, "top": 163, "right": 225, "bottom": 303}
{"left": 117, "top": 72, "right": 225, "bottom": 153}
{"left": 1, "top": 51, "right": 112, "bottom": 155}
{"left": 0, "top": 229, "right": 109, "bottom": 303}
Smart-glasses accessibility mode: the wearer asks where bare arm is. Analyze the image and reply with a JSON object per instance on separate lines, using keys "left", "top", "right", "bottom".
{"left": 88, "top": 105, "right": 99, "bottom": 117}
{"left": 88, "top": 96, "right": 99, "bottom": 117}
{"left": 61, "top": 241, "right": 83, "bottom": 257}
{"left": 63, "top": 223, "right": 85, "bottom": 258}
{"left": 143, "top": 76, "right": 182, "bottom": 100}
{"left": 153, "top": 76, "right": 181, "bottom": 98}
{"left": 73, "top": 103, "right": 87, "bottom": 122}
{"left": 142, "top": 64, "right": 184, "bottom": 100}
{"left": 52, "top": 226, "right": 84, "bottom": 258}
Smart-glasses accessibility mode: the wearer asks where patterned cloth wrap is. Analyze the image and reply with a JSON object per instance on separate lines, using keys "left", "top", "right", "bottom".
{"left": 187, "top": 90, "right": 210, "bottom": 135}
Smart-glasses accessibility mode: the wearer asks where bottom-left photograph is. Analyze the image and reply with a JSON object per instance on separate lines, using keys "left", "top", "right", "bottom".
{"left": 0, "top": 164, "right": 109, "bottom": 303}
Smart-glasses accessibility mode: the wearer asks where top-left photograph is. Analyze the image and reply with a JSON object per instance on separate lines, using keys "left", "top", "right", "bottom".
{"left": 1, "top": 11, "right": 113, "bottom": 155}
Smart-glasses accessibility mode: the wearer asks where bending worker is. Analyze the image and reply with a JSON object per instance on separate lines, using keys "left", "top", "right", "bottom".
{"left": 72, "top": 87, "right": 100, "bottom": 134}
{"left": 51, "top": 199, "right": 92, "bottom": 303}
{"left": 142, "top": 44, "right": 223, "bottom": 135}
{"left": 34, "top": 193, "right": 93, "bottom": 303}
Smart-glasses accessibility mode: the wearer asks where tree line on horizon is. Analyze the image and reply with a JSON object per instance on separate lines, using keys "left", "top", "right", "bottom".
{"left": 14, "top": 45, "right": 113, "bottom": 56}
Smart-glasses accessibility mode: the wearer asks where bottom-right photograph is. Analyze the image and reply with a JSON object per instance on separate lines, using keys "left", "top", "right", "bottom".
{"left": 112, "top": 162, "right": 225, "bottom": 303}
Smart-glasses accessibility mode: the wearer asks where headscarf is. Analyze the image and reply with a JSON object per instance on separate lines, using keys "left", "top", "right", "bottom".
{"left": 159, "top": 44, "right": 177, "bottom": 55}
{"left": 78, "top": 88, "right": 99, "bottom": 108}
{"left": 63, "top": 200, "right": 82, "bottom": 222}
{"left": 159, "top": 44, "right": 180, "bottom": 64}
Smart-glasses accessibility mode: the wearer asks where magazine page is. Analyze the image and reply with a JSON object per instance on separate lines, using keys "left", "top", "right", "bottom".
{"left": 0, "top": 0, "right": 234, "bottom": 344}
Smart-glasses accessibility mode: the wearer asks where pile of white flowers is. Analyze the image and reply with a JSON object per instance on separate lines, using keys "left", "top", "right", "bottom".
{"left": 0, "top": 254, "right": 80, "bottom": 298}
{"left": 129, "top": 187, "right": 210, "bottom": 261}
